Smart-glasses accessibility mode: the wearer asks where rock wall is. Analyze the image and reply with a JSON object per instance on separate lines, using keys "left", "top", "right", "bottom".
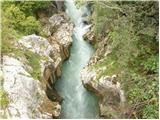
{"left": 81, "top": 68, "right": 127, "bottom": 118}
{"left": 0, "top": 12, "right": 73, "bottom": 118}
{"left": 81, "top": 27, "right": 127, "bottom": 118}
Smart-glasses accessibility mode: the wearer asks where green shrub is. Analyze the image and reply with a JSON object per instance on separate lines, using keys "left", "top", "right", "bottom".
{"left": 1, "top": 1, "right": 51, "bottom": 52}
{"left": 24, "top": 50, "right": 41, "bottom": 80}
{"left": 16, "top": 1, "right": 52, "bottom": 16}
{"left": 143, "top": 55, "right": 159, "bottom": 73}
{"left": 0, "top": 89, "right": 9, "bottom": 109}
{"left": 90, "top": 1, "right": 159, "bottom": 118}
{"left": 19, "top": 16, "right": 41, "bottom": 35}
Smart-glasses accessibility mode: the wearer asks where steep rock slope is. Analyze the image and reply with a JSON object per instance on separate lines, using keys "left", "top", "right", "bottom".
{"left": 0, "top": 12, "right": 73, "bottom": 118}
{"left": 81, "top": 64, "right": 126, "bottom": 118}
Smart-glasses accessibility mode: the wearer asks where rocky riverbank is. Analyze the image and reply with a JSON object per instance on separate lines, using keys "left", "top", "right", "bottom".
{"left": 81, "top": 6, "right": 127, "bottom": 119}
{"left": 0, "top": 11, "right": 73, "bottom": 118}
{"left": 81, "top": 67, "right": 127, "bottom": 118}
{"left": 81, "top": 1, "right": 158, "bottom": 119}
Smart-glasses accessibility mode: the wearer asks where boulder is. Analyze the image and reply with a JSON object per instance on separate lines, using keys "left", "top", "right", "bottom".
{"left": 83, "top": 26, "right": 95, "bottom": 44}
{"left": 18, "top": 34, "right": 53, "bottom": 58}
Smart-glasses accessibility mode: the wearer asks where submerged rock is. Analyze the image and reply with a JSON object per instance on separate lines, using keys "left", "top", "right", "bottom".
{"left": 81, "top": 68, "right": 127, "bottom": 118}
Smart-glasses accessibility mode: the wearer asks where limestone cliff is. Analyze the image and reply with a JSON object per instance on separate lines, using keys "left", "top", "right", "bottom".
{"left": 0, "top": 12, "right": 73, "bottom": 118}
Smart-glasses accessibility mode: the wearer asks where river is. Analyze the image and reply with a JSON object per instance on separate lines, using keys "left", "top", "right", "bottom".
{"left": 55, "top": 0, "right": 99, "bottom": 118}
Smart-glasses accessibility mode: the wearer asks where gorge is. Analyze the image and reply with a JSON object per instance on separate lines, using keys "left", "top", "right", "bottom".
{"left": 55, "top": 0, "right": 99, "bottom": 118}
{"left": 0, "top": 0, "right": 159, "bottom": 119}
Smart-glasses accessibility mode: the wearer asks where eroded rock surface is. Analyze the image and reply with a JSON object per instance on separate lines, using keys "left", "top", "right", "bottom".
{"left": 0, "top": 12, "right": 73, "bottom": 119}
{"left": 81, "top": 68, "right": 126, "bottom": 118}
{"left": 1, "top": 56, "right": 45, "bottom": 118}
{"left": 81, "top": 26, "right": 127, "bottom": 118}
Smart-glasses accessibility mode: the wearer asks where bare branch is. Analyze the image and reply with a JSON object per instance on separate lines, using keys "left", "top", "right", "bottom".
{"left": 98, "top": 1, "right": 124, "bottom": 13}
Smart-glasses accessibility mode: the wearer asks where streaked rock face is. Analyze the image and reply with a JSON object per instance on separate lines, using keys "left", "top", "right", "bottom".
{"left": 1, "top": 56, "right": 45, "bottom": 118}
{"left": 1, "top": 12, "right": 73, "bottom": 119}
{"left": 48, "top": 13, "right": 73, "bottom": 60}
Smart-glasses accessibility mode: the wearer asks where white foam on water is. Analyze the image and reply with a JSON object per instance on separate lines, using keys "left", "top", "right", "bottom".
{"left": 55, "top": 0, "right": 99, "bottom": 118}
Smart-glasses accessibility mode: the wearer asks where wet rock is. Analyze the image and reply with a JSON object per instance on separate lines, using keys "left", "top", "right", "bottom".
{"left": 46, "top": 86, "right": 63, "bottom": 103}
{"left": 39, "top": 96, "right": 61, "bottom": 119}
{"left": 81, "top": 68, "right": 126, "bottom": 118}
{"left": 42, "top": 62, "right": 56, "bottom": 89}
{"left": 54, "top": 0, "right": 65, "bottom": 12}
{"left": 52, "top": 103, "right": 61, "bottom": 118}
{"left": 83, "top": 26, "right": 95, "bottom": 44}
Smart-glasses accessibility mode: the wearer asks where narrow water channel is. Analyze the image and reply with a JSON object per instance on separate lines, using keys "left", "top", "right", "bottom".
{"left": 55, "top": 0, "right": 99, "bottom": 118}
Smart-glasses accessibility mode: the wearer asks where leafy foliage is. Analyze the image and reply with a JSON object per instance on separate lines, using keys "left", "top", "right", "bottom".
{"left": 143, "top": 55, "right": 159, "bottom": 73}
{"left": 1, "top": 1, "right": 42, "bottom": 36}
{"left": 15, "top": 1, "right": 51, "bottom": 16}
{"left": 0, "top": 89, "right": 9, "bottom": 109}
{"left": 2, "top": 43, "right": 41, "bottom": 80}
{"left": 1, "top": 1, "right": 51, "bottom": 80}
{"left": 75, "top": 0, "right": 86, "bottom": 8}
{"left": 90, "top": 1, "right": 159, "bottom": 118}
{"left": 20, "top": 16, "right": 41, "bottom": 35}
{"left": 1, "top": 1, "right": 52, "bottom": 52}
{"left": 24, "top": 50, "right": 41, "bottom": 80}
